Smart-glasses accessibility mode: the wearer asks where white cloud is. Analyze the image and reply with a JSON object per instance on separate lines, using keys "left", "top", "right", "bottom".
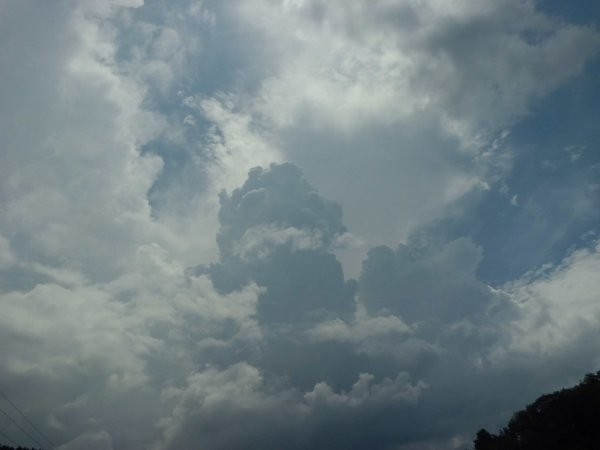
{"left": 199, "top": 96, "right": 283, "bottom": 193}
{"left": 237, "top": 0, "right": 599, "bottom": 138}
{"left": 307, "top": 306, "right": 412, "bottom": 344}
{"left": 1, "top": 1, "right": 599, "bottom": 449}
{"left": 221, "top": 0, "right": 600, "bottom": 249}
{"left": 234, "top": 225, "right": 326, "bottom": 260}
{"left": 0, "top": 0, "right": 175, "bottom": 282}
{"left": 304, "top": 372, "right": 426, "bottom": 408}
{"left": 500, "top": 241, "right": 600, "bottom": 364}
{"left": 0, "top": 240, "right": 262, "bottom": 447}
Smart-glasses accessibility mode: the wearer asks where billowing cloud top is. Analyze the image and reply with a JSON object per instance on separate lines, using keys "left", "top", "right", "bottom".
{"left": 0, "top": 1, "right": 599, "bottom": 449}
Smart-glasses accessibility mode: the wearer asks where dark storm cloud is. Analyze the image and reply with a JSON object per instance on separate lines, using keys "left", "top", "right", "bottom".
{"left": 160, "top": 164, "right": 517, "bottom": 449}
{"left": 203, "top": 163, "right": 355, "bottom": 324}
{"left": 158, "top": 363, "right": 428, "bottom": 450}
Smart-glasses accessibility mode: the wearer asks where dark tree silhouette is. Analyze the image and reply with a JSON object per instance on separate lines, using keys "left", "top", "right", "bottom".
{"left": 0, "top": 446, "right": 40, "bottom": 450}
{"left": 474, "top": 371, "right": 600, "bottom": 449}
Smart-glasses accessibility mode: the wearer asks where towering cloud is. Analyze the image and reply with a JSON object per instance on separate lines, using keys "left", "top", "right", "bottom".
{"left": 204, "top": 163, "right": 355, "bottom": 324}
{"left": 0, "top": 1, "right": 599, "bottom": 449}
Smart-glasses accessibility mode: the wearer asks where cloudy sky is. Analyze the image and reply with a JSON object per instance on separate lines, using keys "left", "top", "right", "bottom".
{"left": 0, "top": 1, "right": 599, "bottom": 449}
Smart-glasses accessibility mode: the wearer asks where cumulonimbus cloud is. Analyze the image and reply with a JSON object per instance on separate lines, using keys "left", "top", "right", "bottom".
{"left": 1, "top": 1, "right": 599, "bottom": 449}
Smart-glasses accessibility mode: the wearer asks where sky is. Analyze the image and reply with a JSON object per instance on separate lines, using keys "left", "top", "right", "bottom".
{"left": 0, "top": 1, "right": 599, "bottom": 449}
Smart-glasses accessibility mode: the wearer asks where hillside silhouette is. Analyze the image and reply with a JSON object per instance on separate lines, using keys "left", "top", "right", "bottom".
{"left": 474, "top": 371, "right": 600, "bottom": 449}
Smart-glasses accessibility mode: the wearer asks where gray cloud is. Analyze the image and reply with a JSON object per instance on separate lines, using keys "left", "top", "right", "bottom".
{"left": 204, "top": 163, "right": 355, "bottom": 325}
{"left": 1, "top": 1, "right": 600, "bottom": 450}
{"left": 156, "top": 363, "right": 428, "bottom": 450}
{"left": 359, "top": 239, "right": 497, "bottom": 323}
{"left": 1, "top": 156, "right": 599, "bottom": 449}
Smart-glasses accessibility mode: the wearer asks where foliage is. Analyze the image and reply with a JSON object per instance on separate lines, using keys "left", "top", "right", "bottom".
{"left": 474, "top": 371, "right": 600, "bottom": 449}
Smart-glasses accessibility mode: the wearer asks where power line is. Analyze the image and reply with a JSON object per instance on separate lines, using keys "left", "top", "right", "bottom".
{"left": 0, "top": 390, "right": 54, "bottom": 449}
{"left": 0, "top": 426, "right": 20, "bottom": 448}
{"left": 0, "top": 405, "right": 47, "bottom": 450}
